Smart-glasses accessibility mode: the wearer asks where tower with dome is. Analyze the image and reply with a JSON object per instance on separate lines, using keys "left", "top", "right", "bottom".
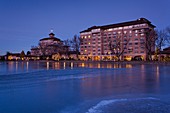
{"left": 31, "top": 31, "right": 69, "bottom": 59}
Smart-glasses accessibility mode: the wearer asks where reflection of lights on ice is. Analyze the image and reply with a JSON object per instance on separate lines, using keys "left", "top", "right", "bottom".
{"left": 97, "top": 63, "right": 100, "bottom": 68}
{"left": 82, "top": 63, "right": 84, "bottom": 67}
{"left": 26, "top": 61, "right": 29, "bottom": 70}
{"left": 16, "top": 61, "right": 18, "bottom": 71}
{"left": 47, "top": 62, "right": 49, "bottom": 70}
{"left": 55, "top": 62, "right": 59, "bottom": 69}
{"left": 71, "top": 62, "right": 73, "bottom": 69}
{"left": 114, "top": 64, "right": 119, "bottom": 68}
{"left": 107, "top": 64, "right": 112, "bottom": 68}
{"left": 141, "top": 64, "right": 144, "bottom": 70}
{"left": 126, "top": 64, "right": 132, "bottom": 68}
{"left": 64, "top": 62, "right": 66, "bottom": 69}
{"left": 156, "top": 65, "right": 159, "bottom": 78}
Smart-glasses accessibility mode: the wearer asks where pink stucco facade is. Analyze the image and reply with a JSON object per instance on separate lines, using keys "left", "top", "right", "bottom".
{"left": 80, "top": 18, "right": 155, "bottom": 61}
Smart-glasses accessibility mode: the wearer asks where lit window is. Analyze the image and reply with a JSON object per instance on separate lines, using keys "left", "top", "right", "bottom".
{"left": 118, "top": 27, "right": 122, "bottom": 30}
{"left": 88, "top": 35, "right": 91, "bottom": 38}
{"left": 141, "top": 33, "right": 144, "bottom": 36}
{"left": 135, "top": 30, "right": 138, "bottom": 33}
{"left": 88, "top": 42, "right": 90, "bottom": 45}
{"left": 114, "top": 28, "right": 118, "bottom": 30}
{"left": 124, "top": 26, "right": 128, "bottom": 29}
{"left": 108, "top": 28, "right": 113, "bottom": 31}
{"left": 129, "top": 31, "right": 132, "bottom": 33}
{"left": 85, "top": 36, "right": 87, "bottom": 39}
{"left": 129, "top": 26, "right": 133, "bottom": 28}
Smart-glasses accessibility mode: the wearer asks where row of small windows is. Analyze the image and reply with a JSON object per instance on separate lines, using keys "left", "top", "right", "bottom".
{"left": 82, "top": 50, "right": 145, "bottom": 54}
{"left": 81, "top": 35, "right": 91, "bottom": 39}
{"left": 81, "top": 23, "right": 147, "bottom": 35}
{"left": 124, "top": 51, "right": 145, "bottom": 54}
{"left": 104, "top": 29, "right": 144, "bottom": 35}
{"left": 104, "top": 24, "right": 146, "bottom": 31}
{"left": 82, "top": 37, "right": 145, "bottom": 44}
{"left": 81, "top": 29, "right": 145, "bottom": 38}
{"left": 82, "top": 40, "right": 145, "bottom": 45}
{"left": 103, "top": 33, "right": 144, "bottom": 38}
{"left": 82, "top": 34, "right": 145, "bottom": 42}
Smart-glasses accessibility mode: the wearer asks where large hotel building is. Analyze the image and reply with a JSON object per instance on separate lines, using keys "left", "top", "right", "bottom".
{"left": 80, "top": 18, "right": 155, "bottom": 61}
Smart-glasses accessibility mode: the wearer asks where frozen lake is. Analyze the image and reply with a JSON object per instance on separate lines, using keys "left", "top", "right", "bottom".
{"left": 0, "top": 61, "right": 170, "bottom": 113}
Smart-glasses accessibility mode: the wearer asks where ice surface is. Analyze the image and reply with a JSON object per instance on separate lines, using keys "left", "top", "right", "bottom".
{"left": 0, "top": 61, "right": 170, "bottom": 113}
{"left": 86, "top": 97, "right": 167, "bottom": 113}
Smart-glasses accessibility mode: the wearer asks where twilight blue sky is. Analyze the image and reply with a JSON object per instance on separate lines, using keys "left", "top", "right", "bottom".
{"left": 0, "top": 0, "right": 170, "bottom": 55}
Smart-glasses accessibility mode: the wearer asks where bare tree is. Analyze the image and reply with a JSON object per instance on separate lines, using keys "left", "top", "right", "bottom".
{"left": 63, "top": 39, "right": 71, "bottom": 47}
{"left": 155, "top": 29, "right": 167, "bottom": 60}
{"left": 109, "top": 33, "right": 130, "bottom": 61}
{"left": 6, "top": 51, "right": 11, "bottom": 60}
{"left": 144, "top": 29, "right": 157, "bottom": 61}
{"left": 20, "top": 50, "right": 25, "bottom": 60}
{"left": 63, "top": 39, "right": 71, "bottom": 57}
{"left": 27, "top": 51, "right": 31, "bottom": 55}
{"left": 166, "top": 26, "right": 170, "bottom": 45}
{"left": 155, "top": 29, "right": 167, "bottom": 50}
{"left": 70, "top": 35, "right": 82, "bottom": 59}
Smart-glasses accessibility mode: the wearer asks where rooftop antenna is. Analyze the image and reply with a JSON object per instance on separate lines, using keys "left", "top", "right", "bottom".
{"left": 49, "top": 28, "right": 55, "bottom": 37}
{"left": 50, "top": 28, "right": 54, "bottom": 33}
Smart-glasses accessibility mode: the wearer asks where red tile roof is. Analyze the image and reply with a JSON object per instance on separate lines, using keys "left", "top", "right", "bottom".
{"left": 40, "top": 37, "right": 61, "bottom": 41}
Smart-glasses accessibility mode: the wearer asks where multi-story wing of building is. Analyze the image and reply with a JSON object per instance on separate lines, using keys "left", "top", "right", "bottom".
{"left": 80, "top": 18, "right": 155, "bottom": 61}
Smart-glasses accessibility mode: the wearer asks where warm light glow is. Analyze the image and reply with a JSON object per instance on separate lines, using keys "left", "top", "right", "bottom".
{"left": 26, "top": 61, "right": 29, "bottom": 71}
{"left": 64, "top": 62, "right": 66, "bottom": 69}
{"left": 107, "top": 64, "right": 112, "bottom": 68}
{"left": 97, "top": 63, "right": 100, "bottom": 68}
{"left": 88, "top": 35, "right": 91, "bottom": 38}
{"left": 16, "top": 62, "right": 18, "bottom": 71}
{"left": 141, "top": 64, "right": 144, "bottom": 70}
{"left": 124, "top": 56, "right": 132, "bottom": 61}
{"left": 54, "top": 62, "right": 60, "bottom": 69}
{"left": 71, "top": 62, "right": 73, "bottom": 69}
{"left": 46, "top": 62, "right": 49, "bottom": 70}
{"left": 8, "top": 56, "right": 12, "bottom": 60}
{"left": 82, "top": 63, "right": 85, "bottom": 67}
{"left": 88, "top": 42, "right": 90, "bottom": 45}
{"left": 156, "top": 65, "right": 159, "bottom": 79}
{"left": 126, "top": 64, "right": 132, "bottom": 68}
